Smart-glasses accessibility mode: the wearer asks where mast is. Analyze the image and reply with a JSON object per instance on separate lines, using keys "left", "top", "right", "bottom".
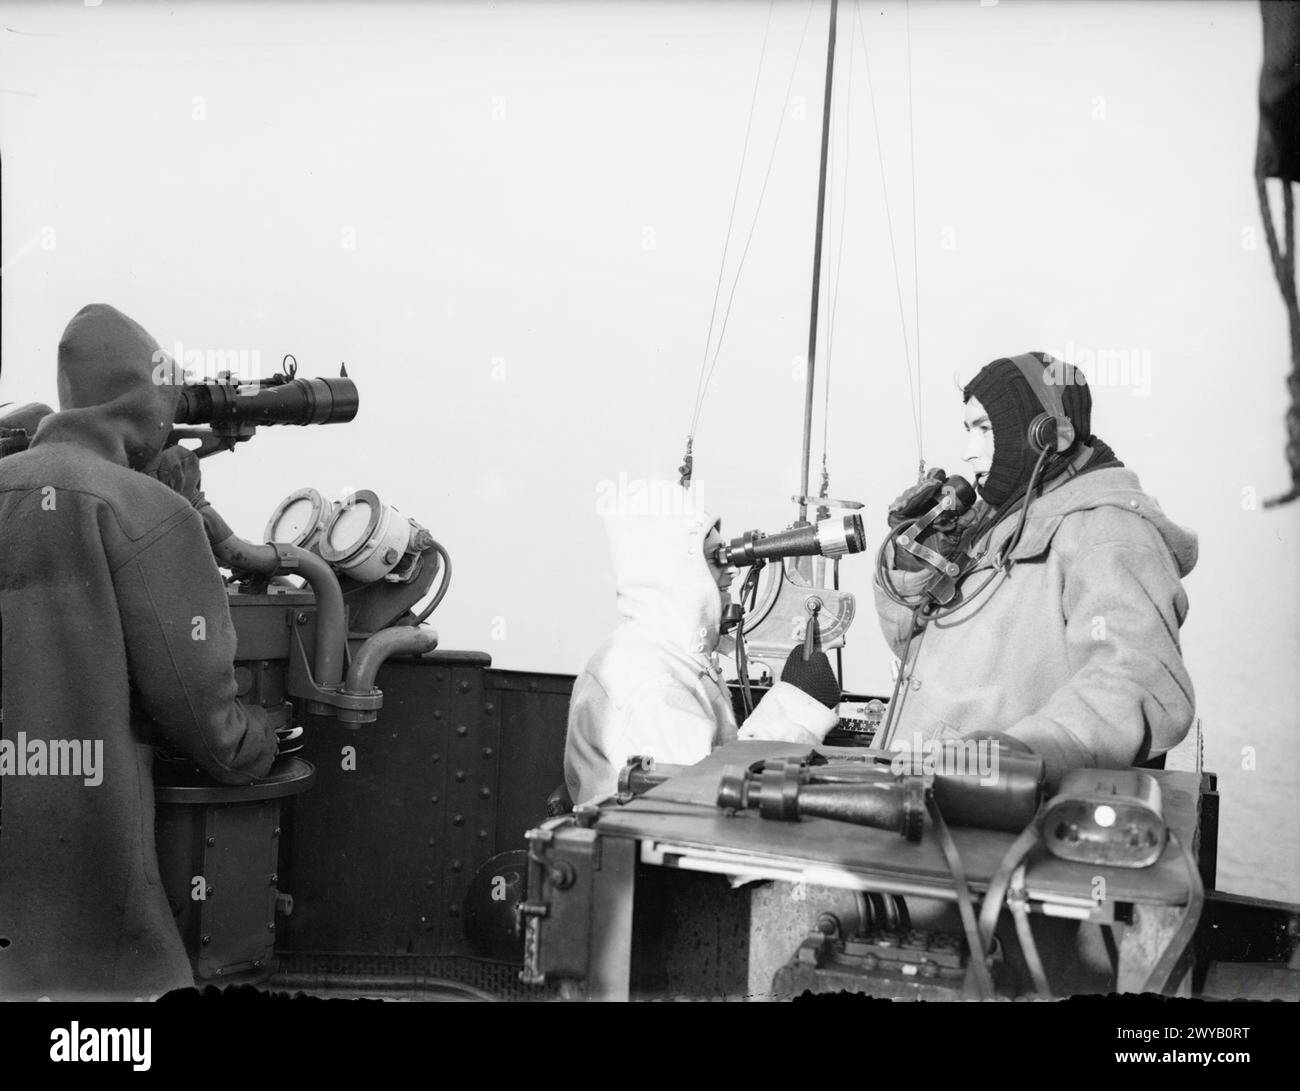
{"left": 798, "top": 0, "right": 839, "bottom": 524}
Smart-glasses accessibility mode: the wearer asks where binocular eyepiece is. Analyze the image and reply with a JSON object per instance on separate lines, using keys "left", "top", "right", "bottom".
{"left": 713, "top": 513, "right": 866, "bottom": 567}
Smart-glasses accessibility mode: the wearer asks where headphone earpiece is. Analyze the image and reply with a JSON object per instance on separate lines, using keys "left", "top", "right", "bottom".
{"left": 1028, "top": 413, "right": 1076, "bottom": 454}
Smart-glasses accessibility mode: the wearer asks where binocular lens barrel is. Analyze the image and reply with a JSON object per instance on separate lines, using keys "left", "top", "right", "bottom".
{"left": 718, "top": 513, "right": 866, "bottom": 566}
{"left": 174, "top": 376, "right": 359, "bottom": 427}
{"left": 815, "top": 512, "right": 866, "bottom": 559}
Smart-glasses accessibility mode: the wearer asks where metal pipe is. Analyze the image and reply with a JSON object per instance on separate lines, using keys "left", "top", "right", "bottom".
{"left": 345, "top": 625, "right": 438, "bottom": 694}
{"left": 799, "top": 0, "right": 839, "bottom": 523}
{"left": 200, "top": 503, "right": 347, "bottom": 686}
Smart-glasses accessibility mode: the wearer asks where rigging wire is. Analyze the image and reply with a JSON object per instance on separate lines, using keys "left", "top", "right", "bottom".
{"left": 1256, "top": 174, "right": 1300, "bottom": 507}
{"left": 689, "top": 0, "right": 818, "bottom": 443}
{"left": 687, "top": 0, "right": 777, "bottom": 440}
{"left": 856, "top": 8, "right": 923, "bottom": 468}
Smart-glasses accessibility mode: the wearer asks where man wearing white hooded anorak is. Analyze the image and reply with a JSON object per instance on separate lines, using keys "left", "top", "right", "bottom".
{"left": 565, "top": 496, "right": 842, "bottom": 807}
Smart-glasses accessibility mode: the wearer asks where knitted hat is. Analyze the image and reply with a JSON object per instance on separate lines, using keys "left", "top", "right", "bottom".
{"left": 962, "top": 352, "right": 1091, "bottom": 508}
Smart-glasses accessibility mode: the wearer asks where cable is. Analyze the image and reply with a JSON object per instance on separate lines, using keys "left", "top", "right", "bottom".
{"left": 874, "top": 603, "right": 922, "bottom": 750}
{"left": 692, "top": 0, "right": 817, "bottom": 438}
{"left": 1140, "top": 831, "right": 1205, "bottom": 995}
{"left": 688, "top": 0, "right": 776, "bottom": 436}
{"left": 977, "top": 816, "right": 1043, "bottom": 953}
{"left": 856, "top": 8, "right": 922, "bottom": 465}
{"left": 408, "top": 539, "right": 451, "bottom": 625}
{"left": 736, "top": 627, "right": 755, "bottom": 717}
{"left": 1254, "top": 173, "right": 1300, "bottom": 508}
{"left": 1008, "top": 865, "right": 1051, "bottom": 1000}
{"left": 832, "top": 558, "right": 844, "bottom": 690}
{"left": 975, "top": 816, "right": 1047, "bottom": 997}
{"left": 926, "top": 791, "right": 994, "bottom": 998}
{"left": 733, "top": 560, "right": 767, "bottom": 717}
{"left": 994, "top": 446, "right": 1051, "bottom": 572}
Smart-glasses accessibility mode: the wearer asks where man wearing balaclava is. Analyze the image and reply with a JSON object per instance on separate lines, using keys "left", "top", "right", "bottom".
{"left": 873, "top": 352, "right": 1197, "bottom": 788}
{"left": 0, "top": 304, "right": 279, "bottom": 1000}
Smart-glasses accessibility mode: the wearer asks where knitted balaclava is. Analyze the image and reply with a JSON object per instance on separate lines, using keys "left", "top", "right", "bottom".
{"left": 962, "top": 352, "right": 1091, "bottom": 508}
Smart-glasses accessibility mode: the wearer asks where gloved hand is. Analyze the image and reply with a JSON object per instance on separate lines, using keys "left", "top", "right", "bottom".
{"left": 886, "top": 474, "right": 946, "bottom": 530}
{"left": 148, "top": 444, "right": 208, "bottom": 510}
{"left": 261, "top": 702, "right": 299, "bottom": 757}
{"left": 888, "top": 473, "right": 983, "bottom": 573}
{"left": 779, "top": 626, "right": 841, "bottom": 710}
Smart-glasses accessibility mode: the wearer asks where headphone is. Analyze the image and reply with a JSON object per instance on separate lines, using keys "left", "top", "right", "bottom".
{"left": 1027, "top": 411, "right": 1076, "bottom": 454}
{"left": 1011, "top": 353, "right": 1077, "bottom": 455}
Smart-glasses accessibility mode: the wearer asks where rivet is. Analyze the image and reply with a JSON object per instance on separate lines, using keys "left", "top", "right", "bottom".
{"left": 426, "top": 879, "right": 435, "bottom": 889}
{"left": 201, "top": 935, "right": 211, "bottom": 946}
{"left": 484, "top": 702, "right": 495, "bottom": 714}
{"left": 455, "top": 770, "right": 466, "bottom": 783}
{"left": 449, "top": 905, "right": 461, "bottom": 917}
{"left": 268, "top": 922, "right": 276, "bottom": 931}
{"left": 478, "top": 787, "right": 491, "bottom": 800}
{"left": 296, "top": 612, "right": 308, "bottom": 624}
{"left": 433, "top": 710, "right": 443, "bottom": 720}
{"left": 273, "top": 827, "right": 281, "bottom": 838}
{"left": 458, "top": 681, "right": 471, "bottom": 694}
{"left": 432, "top": 753, "right": 441, "bottom": 763}
{"left": 452, "top": 814, "right": 465, "bottom": 827}
{"left": 451, "top": 860, "right": 463, "bottom": 872}
{"left": 456, "top": 725, "right": 468, "bottom": 737}
{"left": 206, "top": 836, "right": 216, "bottom": 846}
{"left": 477, "top": 829, "right": 488, "bottom": 841}
{"left": 481, "top": 747, "right": 494, "bottom": 759}
{"left": 270, "top": 874, "right": 278, "bottom": 885}
{"left": 428, "top": 837, "right": 437, "bottom": 847}
{"left": 431, "top": 794, "right": 439, "bottom": 804}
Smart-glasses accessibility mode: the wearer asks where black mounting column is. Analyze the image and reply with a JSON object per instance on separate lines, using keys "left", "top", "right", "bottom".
{"left": 799, "top": 0, "right": 839, "bottom": 524}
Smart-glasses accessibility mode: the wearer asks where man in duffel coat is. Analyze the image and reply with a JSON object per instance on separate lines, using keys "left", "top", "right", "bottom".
{"left": 0, "top": 304, "right": 277, "bottom": 1000}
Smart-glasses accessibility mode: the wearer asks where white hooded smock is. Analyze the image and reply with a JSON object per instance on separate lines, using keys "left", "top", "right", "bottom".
{"left": 564, "top": 503, "right": 839, "bottom": 806}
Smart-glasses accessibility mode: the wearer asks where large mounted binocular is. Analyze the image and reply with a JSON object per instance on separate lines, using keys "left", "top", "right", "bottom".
{"left": 713, "top": 513, "right": 867, "bottom": 567}
{"left": 169, "top": 357, "right": 358, "bottom": 458}
{"left": 174, "top": 373, "right": 358, "bottom": 429}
